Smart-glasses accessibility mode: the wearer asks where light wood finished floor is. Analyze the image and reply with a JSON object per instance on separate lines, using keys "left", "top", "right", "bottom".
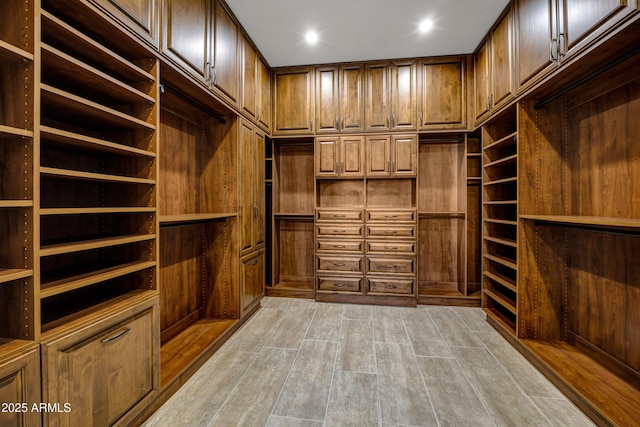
{"left": 143, "top": 297, "right": 594, "bottom": 427}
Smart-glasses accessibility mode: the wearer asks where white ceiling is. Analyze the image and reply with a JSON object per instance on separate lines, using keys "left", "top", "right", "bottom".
{"left": 225, "top": 0, "right": 510, "bottom": 68}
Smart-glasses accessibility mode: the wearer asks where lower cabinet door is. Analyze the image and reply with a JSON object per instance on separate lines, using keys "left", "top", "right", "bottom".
{"left": 0, "top": 344, "right": 41, "bottom": 427}
{"left": 241, "top": 251, "right": 265, "bottom": 315}
{"left": 41, "top": 297, "right": 159, "bottom": 427}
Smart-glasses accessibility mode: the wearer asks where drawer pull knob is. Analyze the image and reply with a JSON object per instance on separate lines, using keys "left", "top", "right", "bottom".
{"left": 102, "top": 327, "right": 131, "bottom": 344}
{"left": 335, "top": 283, "right": 346, "bottom": 287}
{"left": 334, "top": 230, "right": 344, "bottom": 233}
{"left": 387, "top": 247, "right": 398, "bottom": 250}
{"left": 385, "top": 284, "right": 397, "bottom": 289}
{"left": 333, "top": 263, "right": 346, "bottom": 267}
{"left": 385, "top": 230, "right": 398, "bottom": 234}
{"left": 334, "top": 245, "right": 345, "bottom": 248}
{"left": 333, "top": 214, "right": 345, "bottom": 218}
{"left": 384, "top": 215, "right": 399, "bottom": 218}
{"left": 251, "top": 259, "right": 259, "bottom": 265}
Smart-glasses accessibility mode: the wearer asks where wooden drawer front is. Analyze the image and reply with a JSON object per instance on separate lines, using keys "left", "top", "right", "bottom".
{"left": 317, "top": 255, "right": 363, "bottom": 273}
{"left": 367, "top": 277, "right": 414, "bottom": 294}
{"left": 367, "top": 241, "right": 415, "bottom": 255}
{"left": 317, "top": 276, "right": 362, "bottom": 292}
{"left": 316, "top": 209, "right": 363, "bottom": 222}
{"left": 317, "top": 224, "right": 363, "bottom": 238}
{"left": 367, "top": 210, "right": 416, "bottom": 223}
{"left": 317, "top": 239, "right": 364, "bottom": 253}
{"left": 367, "top": 225, "right": 416, "bottom": 239}
{"left": 367, "top": 256, "right": 416, "bottom": 275}
{"left": 42, "top": 301, "right": 158, "bottom": 426}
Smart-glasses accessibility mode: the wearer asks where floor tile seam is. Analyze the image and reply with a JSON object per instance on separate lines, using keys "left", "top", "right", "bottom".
{"left": 320, "top": 314, "right": 344, "bottom": 424}
{"left": 409, "top": 343, "right": 441, "bottom": 427}
{"left": 450, "top": 306, "right": 492, "bottom": 333}
{"left": 269, "top": 338, "right": 306, "bottom": 422}
{"left": 205, "top": 349, "right": 262, "bottom": 427}
{"left": 426, "top": 306, "right": 484, "bottom": 348}
{"left": 456, "top": 346, "right": 552, "bottom": 426}
{"left": 450, "top": 353, "right": 499, "bottom": 427}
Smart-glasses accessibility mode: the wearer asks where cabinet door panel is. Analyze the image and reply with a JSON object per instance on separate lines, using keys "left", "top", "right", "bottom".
{"left": 474, "top": 38, "right": 491, "bottom": 121}
{"left": 315, "top": 137, "right": 339, "bottom": 177}
{"left": 241, "top": 252, "right": 264, "bottom": 314}
{"left": 257, "top": 58, "right": 271, "bottom": 131}
{"left": 93, "top": 0, "right": 158, "bottom": 46}
{"left": 0, "top": 346, "right": 40, "bottom": 427}
{"left": 239, "top": 121, "right": 255, "bottom": 254}
{"left": 213, "top": 0, "right": 239, "bottom": 105}
{"left": 241, "top": 37, "right": 257, "bottom": 119}
{"left": 492, "top": 9, "right": 513, "bottom": 108}
{"left": 274, "top": 68, "right": 314, "bottom": 134}
{"left": 340, "top": 65, "right": 364, "bottom": 132}
{"left": 365, "top": 63, "right": 390, "bottom": 131}
{"left": 341, "top": 136, "right": 365, "bottom": 177}
{"left": 366, "top": 135, "right": 390, "bottom": 176}
{"left": 420, "top": 60, "right": 466, "bottom": 130}
{"left": 254, "top": 131, "right": 265, "bottom": 249}
{"left": 517, "top": 0, "right": 558, "bottom": 88}
{"left": 391, "top": 135, "right": 417, "bottom": 177}
{"left": 316, "top": 66, "right": 340, "bottom": 133}
{"left": 161, "top": 0, "right": 210, "bottom": 81}
{"left": 561, "top": 0, "right": 632, "bottom": 55}
{"left": 390, "top": 61, "right": 417, "bottom": 130}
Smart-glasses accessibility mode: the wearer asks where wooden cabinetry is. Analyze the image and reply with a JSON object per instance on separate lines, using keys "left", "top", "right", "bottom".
{"left": 160, "top": 0, "right": 239, "bottom": 106}
{"left": 516, "top": 0, "right": 637, "bottom": 91}
{"left": 475, "top": 5, "right": 514, "bottom": 122}
{"left": 239, "top": 120, "right": 265, "bottom": 255}
{"left": 419, "top": 57, "right": 470, "bottom": 130}
{"left": 241, "top": 36, "right": 270, "bottom": 131}
{"left": 315, "top": 64, "right": 364, "bottom": 133}
{"left": 417, "top": 134, "right": 481, "bottom": 306}
{"left": 365, "top": 61, "right": 417, "bottom": 132}
{"left": 268, "top": 140, "right": 315, "bottom": 297}
{"left": 41, "top": 293, "right": 159, "bottom": 426}
{"left": 241, "top": 251, "right": 264, "bottom": 315}
{"left": 0, "top": 343, "right": 41, "bottom": 427}
{"left": 91, "top": 0, "right": 159, "bottom": 47}
{"left": 273, "top": 67, "right": 314, "bottom": 135}
{"left": 481, "top": 107, "right": 518, "bottom": 333}
{"left": 315, "top": 136, "right": 365, "bottom": 177}
{"left": 366, "top": 134, "right": 417, "bottom": 177}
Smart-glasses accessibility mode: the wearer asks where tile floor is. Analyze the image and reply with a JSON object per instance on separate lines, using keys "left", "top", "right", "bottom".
{"left": 143, "top": 297, "right": 595, "bottom": 427}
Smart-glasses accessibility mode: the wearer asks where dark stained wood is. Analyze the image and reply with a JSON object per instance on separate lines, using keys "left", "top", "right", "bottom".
{"left": 419, "top": 58, "right": 467, "bottom": 130}
{"left": 340, "top": 64, "right": 364, "bottom": 132}
{"left": 273, "top": 67, "right": 314, "bottom": 135}
{"left": 418, "top": 217, "right": 464, "bottom": 295}
{"left": 390, "top": 60, "right": 417, "bottom": 131}
{"left": 92, "top": 0, "right": 158, "bottom": 47}
{"left": 315, "top": 66, "right": 340, "bottom": 133}
{"left": 241, "top": 35, "right": 257, "bottom": 119}
{"left": 160, "top": 0, "right": 210, "bottom": 82}
{"left": 474, "top": 37, "right": 491, "bottom": 122}
{"left": 240, "top": 251, "right": 264, "bottom": 315}
{"left": 365, "top": 62, "right": 390, "bottom": 132}
{"left": 0, "top": 342, "right": 41, "bottom": 427}
{"left": 257, "top": 57, "right": 270, "bottom": 131}
{"left": 491, "top": 6, "right": 513, "bottom": 109}
{"left": 212, "top": 0, "right": 239, "bottom": 106}
{"left": 274, "top": 142, "right": 314, "bottom": 214}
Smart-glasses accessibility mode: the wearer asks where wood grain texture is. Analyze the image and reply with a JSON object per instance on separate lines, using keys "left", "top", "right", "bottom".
{"left": 515, "top": 0, "right": 557, "bottom": 88}
{"left": 419, "top": 142, "right": 465, "bottom": 212}
{"left": 212, "top": 0, "right": 239, "bottom": 105}
{"left": 419, "top": 58, "right": 466, "bottom": 130}
{"left": 0, "top": 343, "right": 41, "bottom": 427}
{"left": 273, "top": 67, "right": 314, "bottom": 134}
{"left": 315, "top": 66, "right": 340, "bottom": 133}
{"left": 389, "top": 60, "right": 417, "bottom": 131}
{"left": 365, "top": 62, "right": 390, "bottom": 132}
{"left": 275, "top": 143, "right": 314, "bottom": 213}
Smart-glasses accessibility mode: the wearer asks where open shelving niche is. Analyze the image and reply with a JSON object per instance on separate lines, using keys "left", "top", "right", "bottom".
{"left": 481, "top": 106, "right": 518, "bottom": 333}
{"left": 267, "top": 138, "right": 315, "bottom": 297}
{"left": 418, "top": 133, "right": 481, "bottom": 306}
{"left": 38, "top": 2, "right": 159, "bottom": 338}
{"left": 157, "top": 85, "right": 240, "bottom": 387}
{"left": 0, "top": 0, "right": 36, "bottom": 354}
{"left": 512, "top": 50, "right": 640, "bottom": 426}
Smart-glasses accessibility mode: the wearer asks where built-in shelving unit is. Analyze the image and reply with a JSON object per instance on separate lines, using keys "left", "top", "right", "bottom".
{"left": 481, "top": 107, "right": 517, "bottom": 333}
{"left": 268, "top": 139, "right": 315, "bottom": 297}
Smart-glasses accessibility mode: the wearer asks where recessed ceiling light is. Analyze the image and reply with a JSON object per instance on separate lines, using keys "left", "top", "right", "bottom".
{"left": 419, "top": 19, "right": 434, "bottom": 33}
{"left": 305, "top": 31, "right": 318, "bottom": 44}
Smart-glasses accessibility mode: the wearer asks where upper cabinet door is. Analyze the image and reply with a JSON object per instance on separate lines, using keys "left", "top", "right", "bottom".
{"left": 390, "top": 61, "right": 417, "bottom": 131}
{"left": 474, "top": 38, "right": 491, "bottom": 122}
{"left": 516, "top": 0, "right": 559, "bottom": 90}
{"left": 241, "top": 36, "right": 257, "bottom": 119}
{"left": 559, "top": 0, "right": 635, "bottom": 59}
{"left": 160, "top": 0, "right": 211, "bottom": 83}
{"left": 257, "top": 58, "right": 271, "bottom": 132}
{"left": 365, "top": 62, "right": 390, "bottom": 132}
{"left": 391, "top": 134, "right": 417, "bottom": 177}
{"left": 93, "top": 0, "right": 159, "bottom": 47}
{"left": 340, "top": 65, "right": 365, "bottom": 133}
{"left": 340, "top": 136, "right": 365, "bottom": 177}
{"left": 212, "top": 0, "right": 239, "bottom": 106}
{"left": 315, "top": 66, "right": 340, "bottom": 133}
{"left": 419, "top": 58, "right": 467, "bottom": 130}
{"left": 491, "top": 7, "right": 514, "bottom": 109}
{"left": 273, "top": 67, "right": 314, "bottom": 135}
{"left": 315, "top": 137, "right": 340, "bottom": 177}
